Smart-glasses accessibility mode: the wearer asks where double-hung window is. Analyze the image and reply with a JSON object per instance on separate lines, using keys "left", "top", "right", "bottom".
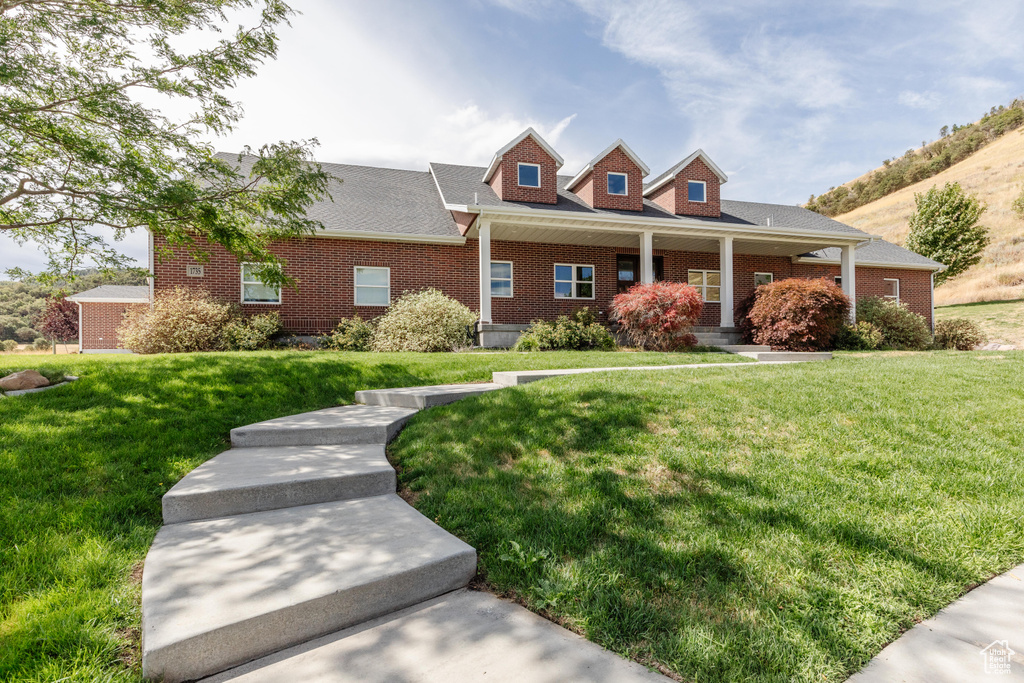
{"left": 883, "top": 278, "right": 900, "bottom": 301}
{"left": 491, "top": 261, "right": 513, "bottom": 298}
{"left": 354, "top": 266, "right": 390, "bottom": 306}
{"left": 688, "top": 180, "right": 707, "bottom": 203}
{"left": 607, "top": 172, "right": 628, "bottom": 196}
{"left": 688, "top": 270, "right": 721, "bottom": 302}
{"left": 754, "top": 272, "right": 774, "bottom": 287}
{"left": 241, "top": 264, "right": 281, "bottom": 304}
{"left": 518, "top": 163, "right": 541, "bottom": 188}
{"left": 554, "top": 264, "right": 594, "bottom": 299}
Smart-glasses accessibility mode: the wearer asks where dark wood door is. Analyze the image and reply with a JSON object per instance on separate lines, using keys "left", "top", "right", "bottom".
{"left": 617, "top": 254, "right": 664, "bottom": 293}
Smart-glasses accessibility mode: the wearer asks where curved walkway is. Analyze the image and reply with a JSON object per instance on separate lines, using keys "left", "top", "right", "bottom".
{"left": 140, "top": 358, "right": 825, "bottom": 682}
{"left": 848, "top": 562, "right": 1024, "bottom": 682}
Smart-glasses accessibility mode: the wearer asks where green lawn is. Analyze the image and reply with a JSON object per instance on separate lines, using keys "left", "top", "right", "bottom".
{"left": 390, "top": 351, "right": 1024, "bottom": 682}
{"left": 0, "top": 348, "right": 737, "bottom": 682}
{"left": 936, "top": 298, "right": 1024, "bottom": 347}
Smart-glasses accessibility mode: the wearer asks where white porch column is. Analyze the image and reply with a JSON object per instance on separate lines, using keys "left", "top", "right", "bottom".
{"left": 719, "top": 236, "right": 734, "bottom": 328}
{"left": 640, "top": 231, "right": 655, "bottom": 284}
{"left": 478, "top": 218, "right": 492, "bottom": 324}
{"left": 841, "top": 244, "right": 856, "bottom": 323}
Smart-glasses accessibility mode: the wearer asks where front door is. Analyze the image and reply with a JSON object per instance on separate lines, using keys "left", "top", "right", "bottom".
{"left": 617, "top": 254, "right": 664, "bottom": 293}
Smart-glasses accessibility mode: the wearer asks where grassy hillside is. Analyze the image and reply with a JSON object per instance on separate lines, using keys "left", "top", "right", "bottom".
{"left": 936, "top": 299, "right": 1024, "bottom": 347}
{"left": 835, "top": 129, "right": 1024, "bottom": 305}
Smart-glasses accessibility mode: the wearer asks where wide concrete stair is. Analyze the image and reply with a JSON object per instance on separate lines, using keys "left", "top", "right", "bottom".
{"left": 230, "top": 405, "right": 417, "bottom": 447}
{"left": 355, "top": 383, "right": 499, "bottom": 409}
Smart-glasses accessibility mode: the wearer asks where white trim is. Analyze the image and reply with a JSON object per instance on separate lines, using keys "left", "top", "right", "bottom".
{"left": 565, "top": 139, "right": 650, "bottom": 191}
{"left": 791, "top": 255, "right": 943, "bottom": 271}
{"left": 607, "top": 172, "right": 629, "bottom": 196}
{"left": 930, "top": 271, "right": 936, "bottom": 332}
{"left": 687, "top": 180, "right": 707, "bottom": 203}
{"left": 688, "top": 269, "right": 722, "bottom": 303}
{"left": 883, "top": 277, "right": 900, "bottom": 302}
{"left": 76, "top": 301, "right": 83, "bottom": 353}
{"left": 490, "top": 260, "right": 513, "bottom": 298}
{"left": 753, "top": 272, "right": 774, "bottom": 286}
{"left": 354, "top": 265, "right": 391, "bottom": 307}
{"left": 554, "top": 263, "right": 596, "bottom": 300}
{"left": 517, "top": 162, "right": 542, "bottom": 188}
{"left": 719, "top": 236, "right": 734, "bottom": 327}
{"left": 841, "top": 244, "right": 856, "bottom": 323}
{"left": 241, "top": 263, "right": 282, "bottom": 305}
{"left": 482, "top": 127, "right": 565, "bottom": 182}
{"left": 640, "top": 232, "right": 654, "bottom": 284}
{"left": 65, "top": 297, "right": 149, "bottom": 303}
{"left": 317, "top": 229, "right": 467, "bottom": 245}
{"left": 479, "top": 220, "right": 491, "bottom": 323}
{"left": 643, "top": 149, "right": 728, "bottom": 197}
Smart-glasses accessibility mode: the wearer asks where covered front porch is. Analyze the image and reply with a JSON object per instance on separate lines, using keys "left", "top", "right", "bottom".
{"left": 469, "top": 208, "right": 864, "bottom": 345}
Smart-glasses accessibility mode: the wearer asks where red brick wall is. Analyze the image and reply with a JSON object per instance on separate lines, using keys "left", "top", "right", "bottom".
{"left": 150, "top": 234, "right": 933, "bottom": 333}
{"left": 450, "top": 210, "right": 476, "bottom": 236}
{"left": 649, "top": 157, "right": 721, "bottom": 218}
{"left": 79, "top": 302, "right": 146, "bottom": 350}
{"left": 489, "top": 135, "right": 559, "bottom": 204}
{"left": 577, "top": 147, "right": 645, "bottom": 211}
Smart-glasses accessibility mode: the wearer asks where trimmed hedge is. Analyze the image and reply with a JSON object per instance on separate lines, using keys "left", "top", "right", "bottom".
{"left": 748, "top": 278, "right": 850, "bottom": 351}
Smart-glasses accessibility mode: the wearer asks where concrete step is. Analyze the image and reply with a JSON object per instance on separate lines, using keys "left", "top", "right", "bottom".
{"left": 355, "top": 383, "right": 500, "bottom": 409}
{"left": 230, "top": 405, "right": 418, "bottom": 448}
{"left": 142, "top": 494, "right": 477, "bottom": 682}
{"left": 492, "top": 362, "right": 753, "bottom": 387}
{"left": 201, "top": 589, "right": 671, "bottom": 683}
{"left": 162, "top": 445, "right": 395, "bottom": 524}
{"left": 717, "top": 344, "right": 772, "bottom": 353}
{"left": 737, "top": 351, "right": 832, "bottom": 362}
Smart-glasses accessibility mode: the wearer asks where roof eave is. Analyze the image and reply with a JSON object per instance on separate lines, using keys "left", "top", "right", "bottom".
{"left": 791, "top": 255, "right": 945, "bottom": 271}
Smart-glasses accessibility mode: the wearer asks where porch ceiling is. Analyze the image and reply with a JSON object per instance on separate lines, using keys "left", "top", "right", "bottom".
{"left": 481, "top": 221, "right": 854, "bottom": 258}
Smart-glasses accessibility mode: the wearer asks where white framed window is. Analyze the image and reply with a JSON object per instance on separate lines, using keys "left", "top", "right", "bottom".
{"left": 517, "top": 162, "right": 541, "bottom": 188}
{"left": 354, "top": 266, "right": 390, "bottom": 306}
{"left": 884, "top": 278, "right": 900, "bottom": 301}
{"left": 491, "top": 261, "right": 513, "bottom": 298}
{"left": 241, "top": 263, "right": 281, "bottom": 304}
{"left": 607, "top": 172, "right": 628, "bottom": 196}
{"left": 754, "top": 272, "right": 774, "bottom": 287}
{"left": 554, "top": 263, "right": 595, "bottom": 299}
{"left": 688, "top": 270, "right": 721, "bottom": 302}
{"left": 687, "top": 180, "right": 707, "bottom": 203}
{"left": 834, "top": 275, "right": 842, "bottom": 287}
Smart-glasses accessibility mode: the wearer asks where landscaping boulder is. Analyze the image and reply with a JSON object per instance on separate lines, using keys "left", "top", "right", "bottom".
{"left": 0, "top": 370, "right": 50, "bottom": 391}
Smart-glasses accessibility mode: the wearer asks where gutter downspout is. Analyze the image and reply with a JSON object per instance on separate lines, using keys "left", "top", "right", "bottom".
{"left": 76, "top": 302, "right": 83, "bottom": 353}
{"left": 930, "top": 271, "right": 936, "bottom": 333}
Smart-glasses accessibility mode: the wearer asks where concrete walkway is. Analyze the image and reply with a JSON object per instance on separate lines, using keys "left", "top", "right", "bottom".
{"left": 848, "top": 563, "right": 1024, "bottom": 682}
{"left": 141, "top": 356, "right": 829, "bottom": 682}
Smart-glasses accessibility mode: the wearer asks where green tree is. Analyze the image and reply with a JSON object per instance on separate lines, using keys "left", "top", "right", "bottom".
{"left": 1013, "top": 185, "right": 1024, "bottom": 221}
{"left": 906, "top": 183, "right": 989, "bottom": 285}
{"left": 0, "top": 0, "right": 332, "bottom": 286}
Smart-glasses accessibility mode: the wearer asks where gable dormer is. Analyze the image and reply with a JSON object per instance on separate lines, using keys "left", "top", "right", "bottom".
{"left": 482, "top": 128, "right": 563, "bottom": 205}
{"left": 644, "top": 150, "right": 727, "bottom": 218}
{"left": 565, "top": 139, "right": 649, "bottom": 212}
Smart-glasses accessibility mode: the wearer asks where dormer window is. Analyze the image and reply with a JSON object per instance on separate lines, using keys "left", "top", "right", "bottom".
{"left": 607, "top": 172, "right": 628, "bottom": 196}
{"left": 517, "top": 163, "right": 541, "bottom": 188}
{"left": 688, "top": 180, "right": 706, "bottom": 203}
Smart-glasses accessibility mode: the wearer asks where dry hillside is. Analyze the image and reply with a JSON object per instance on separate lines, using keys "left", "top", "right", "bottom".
{"left": 836, "top": 128, "right": 1024, "bottom": 305}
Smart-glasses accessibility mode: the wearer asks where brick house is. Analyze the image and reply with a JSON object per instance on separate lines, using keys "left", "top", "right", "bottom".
{"left": 69, "top": 128, "right": 943, "bottom": 351}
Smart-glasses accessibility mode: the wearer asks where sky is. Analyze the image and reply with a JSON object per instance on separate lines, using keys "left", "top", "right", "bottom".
{"left": 4, "top": 0, "right": 1024, "bottom": 276}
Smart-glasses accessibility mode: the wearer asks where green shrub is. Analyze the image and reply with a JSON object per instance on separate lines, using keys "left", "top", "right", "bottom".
{"left": 748, "top": 278, "right": 850, "bottom": 351}
{"left": 834, "top": 321, "right": 884, "bottom": 350}
{"left": 371, "top": 288, "right": 477, "bottom": 352}
{"left": 934, "top": 318, "right": 986, "bottom": 350}
{"left": 119, "top": 287, "right": 233, "bottom": 354}
{"left": 1013, "top": 185, "right": 1024, "bottom": 220}
{"left": 33, "top": 337, "right": 50, "bottom": 351}
{"left": 1, "top": 339, "right": 18, "bottom": 352}
{"left": 15, "top": 327, "right": 37, "bottom": 342}
{"left": 224, "top": 312, "right": 282, "bottom": 351}
{"left": 513, "top": 308, "right": 615, "bottom": 351}
{"left": 321, "top": 316, "right": 373, "bottom": 351}
{"left": 856, "top": 297, "right": 932, "bottom": 350}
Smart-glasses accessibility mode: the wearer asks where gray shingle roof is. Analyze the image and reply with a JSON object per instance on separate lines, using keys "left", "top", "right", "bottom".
{"left": 217, "top": 153, "right": 460, "bottom": 239}
{"left": 429, "top": 162, "right": 868, "bottom": 236}
{"left": 801, "top": 241, "right": 944, "bottom": 269}
{"left": 68, "top": 285, "right": 150, "bottom": 302}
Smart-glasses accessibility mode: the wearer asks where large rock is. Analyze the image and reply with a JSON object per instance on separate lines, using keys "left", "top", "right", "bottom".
{"left": 0, "top": 370, "right": 50, "bottom": 391}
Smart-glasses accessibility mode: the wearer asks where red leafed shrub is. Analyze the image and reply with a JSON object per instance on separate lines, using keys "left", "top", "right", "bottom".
{"left": 610, "top": 281, "right": 704, "bottom": 351}
{"left": 36, "top": 297, "right": 79, "bottom": 343}
{"left": 748, "top": 278, "right": 850, "bottom": 351}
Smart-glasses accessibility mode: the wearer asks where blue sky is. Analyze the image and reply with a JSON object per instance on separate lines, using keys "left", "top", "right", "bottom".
{"left": 3, "top": 0, "right": 1023, "bottom": 275}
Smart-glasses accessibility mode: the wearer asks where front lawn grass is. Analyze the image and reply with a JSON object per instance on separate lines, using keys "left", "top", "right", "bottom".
{"left": 936, "top": 298, "right": 1024, "bottom": 347}
{"left": 390, "top": 351, "right": 1024, "bottom": 682}
{"left": 0, "top": 348, "right": 735, "bottom": 682}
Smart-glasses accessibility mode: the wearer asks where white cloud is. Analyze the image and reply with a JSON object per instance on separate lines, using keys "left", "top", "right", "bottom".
{"left": 898, "top": 90, "right": 941, "bottom": 109}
